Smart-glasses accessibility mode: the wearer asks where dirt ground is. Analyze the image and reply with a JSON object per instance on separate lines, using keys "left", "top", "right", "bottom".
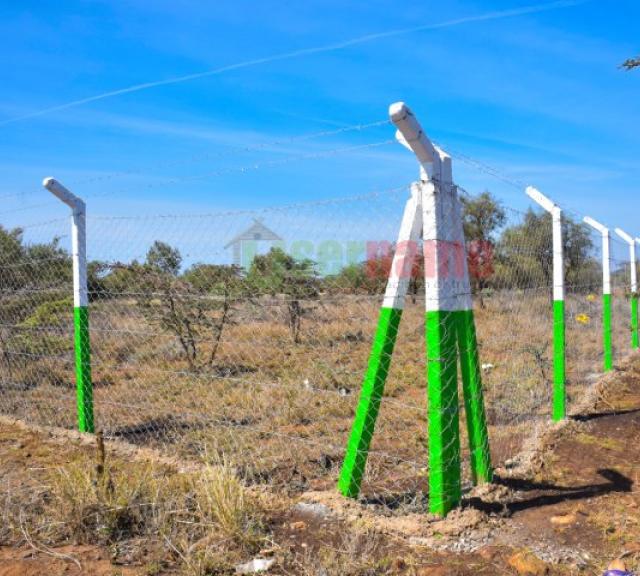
{"left": 2, "top": 353, "right": 640, "bottom": 575}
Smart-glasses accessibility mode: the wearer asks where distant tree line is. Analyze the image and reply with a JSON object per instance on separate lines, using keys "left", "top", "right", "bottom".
{"left": 0, "top": 192, "right": 609, "bottom": 373}
{"left": 327, "top": 191, "right": 600, "bottom": 303}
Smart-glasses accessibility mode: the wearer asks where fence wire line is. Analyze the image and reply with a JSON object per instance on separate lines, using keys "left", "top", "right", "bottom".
{"left": 1, "top": 163, "right": 638, "bottom": 514}
{"left": 0, "top": 139, "right": 397, "bottom": 218}
{"left": 0, "top": 119, "right": 391, "bottom": 203}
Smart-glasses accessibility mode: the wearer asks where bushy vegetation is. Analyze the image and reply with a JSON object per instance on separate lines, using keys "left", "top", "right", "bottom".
{"left": 247, "top": 247, "right": 319, "bottom": 343}
{"left": 494, "top": 207, "right": 598, "bottom": 294}
{"left": 0, "top": 226, "right": 73, "bottom": 387}
{"left": 0, "top": 196, "right": 604, "bottom": 382}
{"left": 0, "top": 194, "right": 622, "bottom": 496}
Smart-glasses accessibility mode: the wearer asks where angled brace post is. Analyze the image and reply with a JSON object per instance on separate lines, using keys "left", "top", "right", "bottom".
{"left": 338, "top": 102, "right": 492, "bottom": 518}
{"left": 337, "top": 181, "right": 423, "bottom": 499}
{"left": 43, "top": 177, "right": 94, "bottom": 433}
{"left": 526, "top": 187, "right": 565, "bottom": 422}
{"left": 615, "top": 229, "right": 638, "bottom": 349}
{"left": 584, "top": 217, "right": 613, "bottom": 371}
{"left": 393, "top": 102, "right": 492, "bottom": 514}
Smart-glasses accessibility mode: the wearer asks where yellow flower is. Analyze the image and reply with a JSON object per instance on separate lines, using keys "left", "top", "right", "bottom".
{"left": 586, "top": 294, "right": 596, "bottom": 302}
{"left": 576, "top": 313, "right": 590, "bottom": 325}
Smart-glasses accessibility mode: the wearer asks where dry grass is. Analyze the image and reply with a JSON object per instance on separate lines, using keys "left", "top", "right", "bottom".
{"left": 1, "top": 287, "right": 635, "bottom": 510}
{"left": 292, "top": 531, "right": 394, "bottom": 576}
{"left": 49, "top": 455, "right": 157, "bottom": 544}
{"left": 193, "top": 458, "right": 265, "bottom": 547}
{"left": 0, "top": 433, "right": 272, "bottom": 575}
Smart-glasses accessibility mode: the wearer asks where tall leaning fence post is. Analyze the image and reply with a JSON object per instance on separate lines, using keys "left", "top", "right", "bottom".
{"left": 526, "top": 187, "right": 565, "bottom": 422}
{"left": 337, "top": 182, "right": 422, "bottom": 499}
{"left": 43, "top": 177, "right": 94, "bottom": 433}
{"left": 614, "top": 229, "right": 638, "bottom": 350}
{"left": 338, "top": 102, "right": 492, "bottom": 517}
{"left": 584, "top": 217, "right": 613, "bottom": 372}
{"left": 390, "top": 102, "right": 492, "bottom": 514}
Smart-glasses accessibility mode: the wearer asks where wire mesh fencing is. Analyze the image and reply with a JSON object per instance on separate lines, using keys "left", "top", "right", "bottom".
{"left": 1, "top": 101, "right": 639, "bottom": 517}
{"left": 1, "top": 183, "right": 637, "bottom": 515}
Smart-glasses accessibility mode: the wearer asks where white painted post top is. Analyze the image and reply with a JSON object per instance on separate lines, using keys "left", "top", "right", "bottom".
{"left": 43, "top": 177, "right": 85, "bottom": 211}
{"left": 584, "top": 216, "right": 608, "bottom": 235}
{"left": 615, "top": 228, "right": 634, "bottom": 245}
{"left": 389, "top": 102, "right": 437, "bottom": 167}
{"left": 525, "top": 186, "right": 558, "bottom": 214}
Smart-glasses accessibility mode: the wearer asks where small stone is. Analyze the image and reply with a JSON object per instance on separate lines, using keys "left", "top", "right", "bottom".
{"left": 290, "top": 521, "right": 306, "bottom": 531}
{"left": 235, "top": 558, "right": 275, "bottom": 574}
{"left": 477, "top": 546, "right": 501, "bottom": 561}
{"left": 507, "top": 550, "right": 549, "bottom": 575}
{"left": 550, "top": 513, "right": 577, "bottom": 526}
{"left": 293, "top": 502, "right": 330, "bottom": 518}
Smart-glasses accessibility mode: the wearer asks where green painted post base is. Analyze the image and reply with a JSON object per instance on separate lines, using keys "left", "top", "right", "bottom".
{"left": 426, "top": 309, "right": 493, "bottom": 516}
{"left": 632, "top": 294, "right": 639, "bottom": 350}
{"left": 338, "top": 307, "right": 402, "bottom": 499}
{"left": 74, "top": 306, "right": 94, "bottom": 433}
{"left": 603, "top": 294, "right": 613, "bottom": 372}
{"left": 426, "top": 310, "right": 461, "bottom": 516}
{"left": 553, "top": 299, "right": 566, "bottom": 422}
{"left": 339, "top": 306, "right": 493, "bottom": 518}
{"left": 457, "top": 309, "right": 493, "bottom": 485}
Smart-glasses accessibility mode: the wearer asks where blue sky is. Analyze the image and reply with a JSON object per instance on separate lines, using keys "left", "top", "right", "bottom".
{"left": 1, "top": 0, "right": 639, "bottom": 263}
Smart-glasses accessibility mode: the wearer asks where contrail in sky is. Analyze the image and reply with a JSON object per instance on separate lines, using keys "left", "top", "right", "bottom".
{"left": 1, "top": 0, "right": 589, "bottom": 127}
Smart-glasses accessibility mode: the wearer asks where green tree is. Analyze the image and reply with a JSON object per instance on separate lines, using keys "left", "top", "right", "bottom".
{"left": 146, "top": 240, "right": 182, "bottom": 276}
{"left": 0, "top": 226, "right": 72, "bottom": 384}
{"left": 495, "top": 209, "right": 595, "bottom": 295}
{"left": 247, "top": 248, "right": 318, "bottom": 343}
{"left": 183, "top": 263, "right": 244, "bottom": 363}
{"left": 101, "top": 260, "right": 146, "bottom": 296}
{"left": 0, "top": 226, "right": 71, "bottom": 291}
{"left": 136, "top": 259, "right": 242, "bottom": 372}
{"left": 461, "top": 191, "right": 506, "bottom": 243}
{"left": 25, "top": 238, "right": 72, "bottom": 288}
{"left": 327, "top": 260, "right": 389, "bottom": 295}
{"left": 0, "top": 226, "right": 24, "bottom": 290}
{"left": 183, "top": 263, "right": 243, "bottom": 294}
{"left": 461, "top": 191, "right": 506, "bottom": 306}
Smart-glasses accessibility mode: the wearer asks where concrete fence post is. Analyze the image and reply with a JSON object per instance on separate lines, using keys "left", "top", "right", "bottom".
{"left": 584, "top": 217, "right": 613, "bottom": 371}
{"left": 43, "top": 177, "right": 94, "bottom": 433}
{"left": 526, "top": 187, "right": 565, "bottom": 422}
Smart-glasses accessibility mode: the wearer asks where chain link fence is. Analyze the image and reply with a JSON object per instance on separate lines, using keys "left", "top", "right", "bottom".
{"left": 1, "top": 185, "right": 637, "bottom": 513}
{"left": 0, "top": 107, "right": 638, "bottom": 515}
